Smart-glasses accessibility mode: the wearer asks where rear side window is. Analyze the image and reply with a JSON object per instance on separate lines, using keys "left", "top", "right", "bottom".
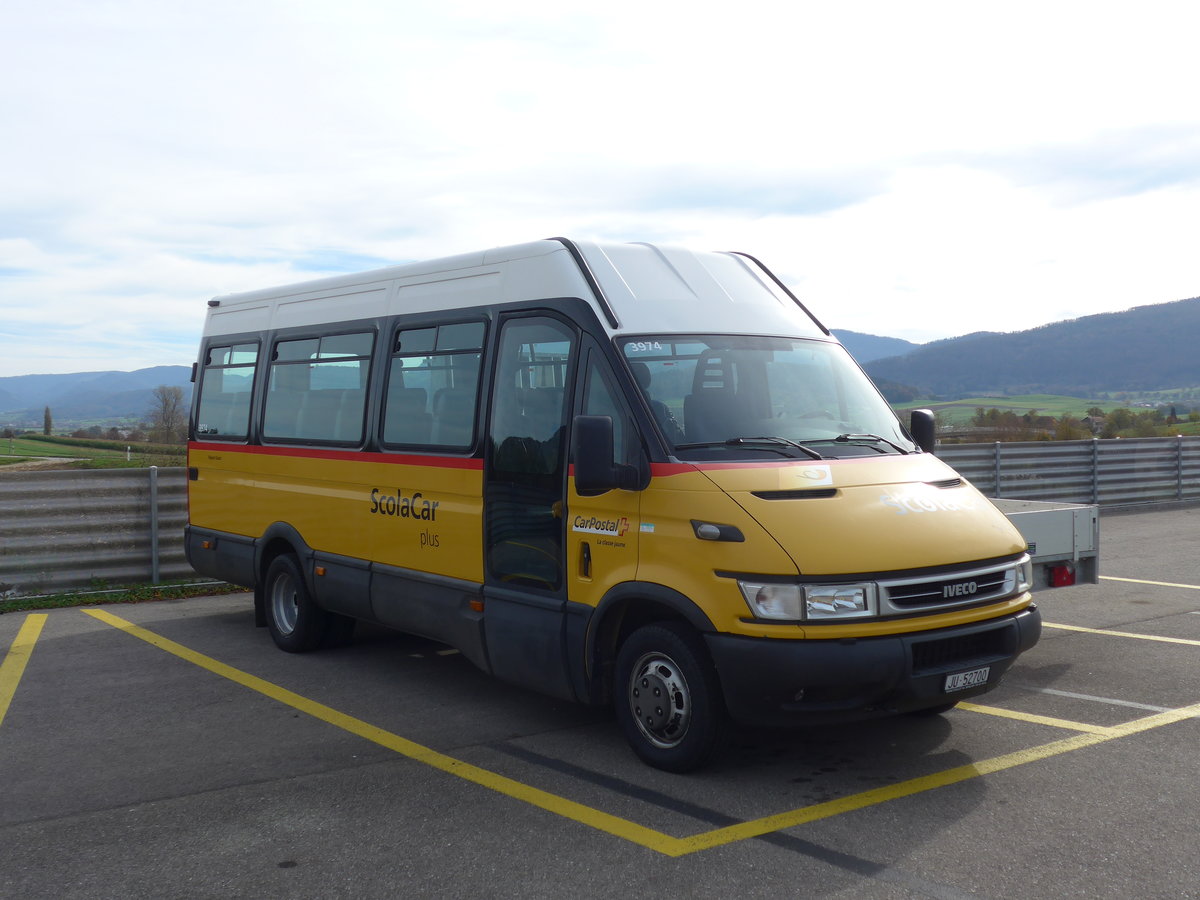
{"left": 195, "top": 343, "right": 259, "bottom": 440}
{"left": 382, "top": 320, "right": 485, "bottom": 449}
{"left": 263, "top": 332, "right": 374, "bottom": 443}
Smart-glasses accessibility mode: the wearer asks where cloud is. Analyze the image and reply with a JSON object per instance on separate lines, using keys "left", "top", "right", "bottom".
{"left": 2, "top": 1, "right": 1199, "bottom": 376}
{"left": 956, "top": 125, "right": 1200, "bottom": 204}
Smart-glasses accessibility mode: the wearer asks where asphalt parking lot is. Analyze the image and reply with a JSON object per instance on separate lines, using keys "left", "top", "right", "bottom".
{"left": 3, "top": 505, "right": 1200, "bottom": 899}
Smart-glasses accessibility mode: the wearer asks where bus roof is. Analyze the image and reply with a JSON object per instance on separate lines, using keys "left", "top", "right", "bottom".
{"left": 203, "top": 238, "right": 829, "bottom": 340}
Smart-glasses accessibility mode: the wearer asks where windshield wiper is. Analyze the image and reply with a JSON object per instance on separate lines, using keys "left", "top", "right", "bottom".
{"left": 674, "top": 436, "right": 825, "bottom": 460}
{"left": 821, "top": 433, "right": 911, "bottom": 455}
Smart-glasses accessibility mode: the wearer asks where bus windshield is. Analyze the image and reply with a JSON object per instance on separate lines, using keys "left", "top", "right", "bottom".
{"left": 621, "top": 335, "right": 916, "bottom": 459}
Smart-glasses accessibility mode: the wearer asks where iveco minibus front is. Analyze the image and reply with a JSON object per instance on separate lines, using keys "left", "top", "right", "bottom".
{"left": 576, "top": 330, "right": 1039, "bottom": 771}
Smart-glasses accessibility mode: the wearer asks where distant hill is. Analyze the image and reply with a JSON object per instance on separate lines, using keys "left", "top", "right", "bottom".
{"left": 833, "top": 330, "right": 920, "bottom": 363}
{"left": 6, "top": 294, "right": 1200, "bottom": 426}
{"left": 0, "top": 366, "right": 193, "bottom": 425}
{"left": 865, "top": 296, "right": 1200, "bottom": 397}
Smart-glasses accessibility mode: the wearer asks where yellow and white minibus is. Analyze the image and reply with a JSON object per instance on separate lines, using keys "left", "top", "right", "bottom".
{"left": 186, "top": 238, "right": 1039, "bottom": 771}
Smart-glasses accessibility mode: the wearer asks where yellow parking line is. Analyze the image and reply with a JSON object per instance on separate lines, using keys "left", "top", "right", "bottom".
{"left": 1101, "top": 575, "right": 1200, "bottom": 590}
{"left": 1101, "top": 700, "right": 1200, "bottom": 735}
{"left": 82, "top": 608, "right": 1200, "bottom": 857}
{"left": 0, "top": 614, "right": 47, "bottom": 728}
{"left": 956, "top": 702, "right": 1115, "bottom": 734}
{"left": 82, "top": 608, "right": 671, "bottom": 853}
{"left": 674, "top": 730, "right": 1117, "bottom": 854}
{"left": 1044, "top": 622, "right": 1200, "bottom": 647}
{"left": 679, "top": 699, "right": 1200, "bottom": 855}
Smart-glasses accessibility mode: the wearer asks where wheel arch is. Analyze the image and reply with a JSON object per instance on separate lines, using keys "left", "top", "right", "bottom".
{"left": 252, "top": 522, "right": 315, "bottom": 628}
{"left": 585, "top": 582, "right": 717, "bottom": 705}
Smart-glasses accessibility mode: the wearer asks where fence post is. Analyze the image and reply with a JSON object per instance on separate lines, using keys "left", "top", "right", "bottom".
{"left": 1178, "top": 434, "right": 1184, "bottom": 501}
{"left": 149, "top": 465, "right": 160, "bottom": 584}
{"left": 1092, "top": 438, "right": 1100, "bottom": 505}
{"left": 993, "top": 441, "right": 1002, "bottom": 497}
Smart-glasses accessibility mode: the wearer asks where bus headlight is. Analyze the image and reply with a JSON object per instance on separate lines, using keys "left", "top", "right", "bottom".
{"left": 739, "top": 582, "right": 803, "bottom": 620}
{"left": 739, "top": 581, "right": 877, "bottom": 621}
{"left": 1016, "top": 557, "right": 1033, "bottom": 594}
{"left": 803, "top": 584, "right": 877, "bottom": 620}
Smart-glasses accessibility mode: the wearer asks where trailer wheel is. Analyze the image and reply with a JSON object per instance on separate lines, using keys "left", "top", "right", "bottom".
{"left": 614, "top": 622, "right": 726, "bottom": 772}
{"left": 264, "top": 555, "right": 327, "bottom": 652}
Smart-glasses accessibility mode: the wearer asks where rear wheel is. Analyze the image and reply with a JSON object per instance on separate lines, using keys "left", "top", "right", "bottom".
{"left": 264, "top": 554, "right": 328, "bottom": 652}
{"left": 614, "top": 622, "right": 726, "bottom": 773}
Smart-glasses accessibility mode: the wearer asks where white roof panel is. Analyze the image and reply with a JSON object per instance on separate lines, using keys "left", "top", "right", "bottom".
{"left": 577, "top": 241, "right": 827, "bottom": 339}
{"left": 202, "top": 238, "right": 829, "bottom": 342}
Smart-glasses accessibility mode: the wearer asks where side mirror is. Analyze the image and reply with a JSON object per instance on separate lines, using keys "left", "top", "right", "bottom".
{"left": 909, "top": 408, "right": 936, "bottom": 454}
{"left": 573, "top": 415, "right": 639, "bottom": 495}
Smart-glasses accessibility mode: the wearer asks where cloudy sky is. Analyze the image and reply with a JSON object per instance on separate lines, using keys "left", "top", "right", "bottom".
{"left": 2, "top": 0, "right": 1198, "bottom": 377}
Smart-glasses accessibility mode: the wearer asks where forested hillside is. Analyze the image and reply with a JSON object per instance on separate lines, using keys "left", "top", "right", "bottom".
{"left": 832, "top": 330, "right": 919, "bottom": 363}
{"left": 0, "top": 366, "right": 192, "bottom": 426}
{"left": 865, "top": 297, "right": 1200, "bottom": 397}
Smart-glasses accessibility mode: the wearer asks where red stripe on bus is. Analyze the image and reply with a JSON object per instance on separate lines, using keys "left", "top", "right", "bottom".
{"left": 187, "top": 442, "right": 484, "bottom": 470}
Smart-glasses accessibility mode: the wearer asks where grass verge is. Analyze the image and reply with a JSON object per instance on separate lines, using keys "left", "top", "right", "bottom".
{"left": 0, "top": 580, "right": 247, "bottom": 615}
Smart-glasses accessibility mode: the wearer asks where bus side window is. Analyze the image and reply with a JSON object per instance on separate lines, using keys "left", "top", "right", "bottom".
{"left": 262, "top": 332, "right": 373, "bottom": 443}
{"left": 195, "top": 343, "right": 258, "bottom": 440}
{"left": 582, "top": 355, "right": 638, "bottom": 467}
{"left": 383, "top": 320, "right": 485, "bottom": 450}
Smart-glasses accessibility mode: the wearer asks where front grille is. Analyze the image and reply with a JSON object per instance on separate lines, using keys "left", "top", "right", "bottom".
{"left": 878, "top": 558, "right": 1022, "bottom": 615}
{"left": 887, "top": 569, "right": 1010, "bottom": 607}
{"left": 912, "top": 628, "right": 1009, "bottom": 674}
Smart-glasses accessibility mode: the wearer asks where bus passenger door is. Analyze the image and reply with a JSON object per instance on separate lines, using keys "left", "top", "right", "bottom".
{"left": 483, "top": 315, "right": 577, "bottom": 698}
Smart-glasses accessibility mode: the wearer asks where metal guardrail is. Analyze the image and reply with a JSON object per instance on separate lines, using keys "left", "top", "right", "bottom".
{"left": 937, "top": 436, "right": 1200, "bottom": 506}
{"left": 0, "top": 467, "right": 192, "bottom": 598}
{"left": 2, "top": 436, "right": 1198, "bottom": 597}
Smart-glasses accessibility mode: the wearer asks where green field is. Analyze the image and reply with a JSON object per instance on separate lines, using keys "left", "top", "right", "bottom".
{"left": 2, "top": 437, "right": 111, "bottom": 458}
{"left": 895, "top": 395, "right": 1115, "bottom": 426}
{"left": 0, "top": 435, "right": 185, "bottom": 468}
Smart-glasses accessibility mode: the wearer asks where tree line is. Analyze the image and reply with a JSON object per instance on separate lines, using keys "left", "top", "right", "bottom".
{"left": 949, "top": 405, "right": 1200, "bottom": 442}
{"left": 10, "top": 386, "right": 189, "bottom": 444}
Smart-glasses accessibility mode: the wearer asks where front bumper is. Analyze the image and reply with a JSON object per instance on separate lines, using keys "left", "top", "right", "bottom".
{"left": 704, "top": 605, "right": 1041, "bottom": 727}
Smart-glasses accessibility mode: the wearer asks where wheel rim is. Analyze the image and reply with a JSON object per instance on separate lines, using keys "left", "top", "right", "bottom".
{"left": 269, "top": 568, "right": 299, "bottom": 636}
{"left": 626, "top": 650, "right": 691, "bottom": 749}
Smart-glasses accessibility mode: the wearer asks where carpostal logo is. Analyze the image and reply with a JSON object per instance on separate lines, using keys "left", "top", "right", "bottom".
{"left": 572, "top": 515, "right": 630, "bottom": 537}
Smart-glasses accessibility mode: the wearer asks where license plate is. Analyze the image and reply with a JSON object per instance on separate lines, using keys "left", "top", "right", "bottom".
{"left": 944, "top": 666, "right": 990, "bottom": 692}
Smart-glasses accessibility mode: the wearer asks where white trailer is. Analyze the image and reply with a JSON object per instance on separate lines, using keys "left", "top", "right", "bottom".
{"left": 992, "top": 498, "right": 1099, "bottom": 590}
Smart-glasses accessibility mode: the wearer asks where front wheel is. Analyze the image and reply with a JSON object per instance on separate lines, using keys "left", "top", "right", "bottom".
{"left": 264, "top": 554, "right": 328, "bottom": 652}
{"left": 614, "top": 622, "right": 727, "bottom": 773}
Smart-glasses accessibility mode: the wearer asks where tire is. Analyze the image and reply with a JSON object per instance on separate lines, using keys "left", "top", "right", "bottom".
{"left": 614, "top": 622, "right": 727, "bottom": 773}
{"left": 264, "top": 554, "right": 328, "bottom": 652}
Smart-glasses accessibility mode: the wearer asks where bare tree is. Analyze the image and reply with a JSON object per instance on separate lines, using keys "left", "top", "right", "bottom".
{"left": 148, "top": 385, "right": 186, "bottom": 443}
